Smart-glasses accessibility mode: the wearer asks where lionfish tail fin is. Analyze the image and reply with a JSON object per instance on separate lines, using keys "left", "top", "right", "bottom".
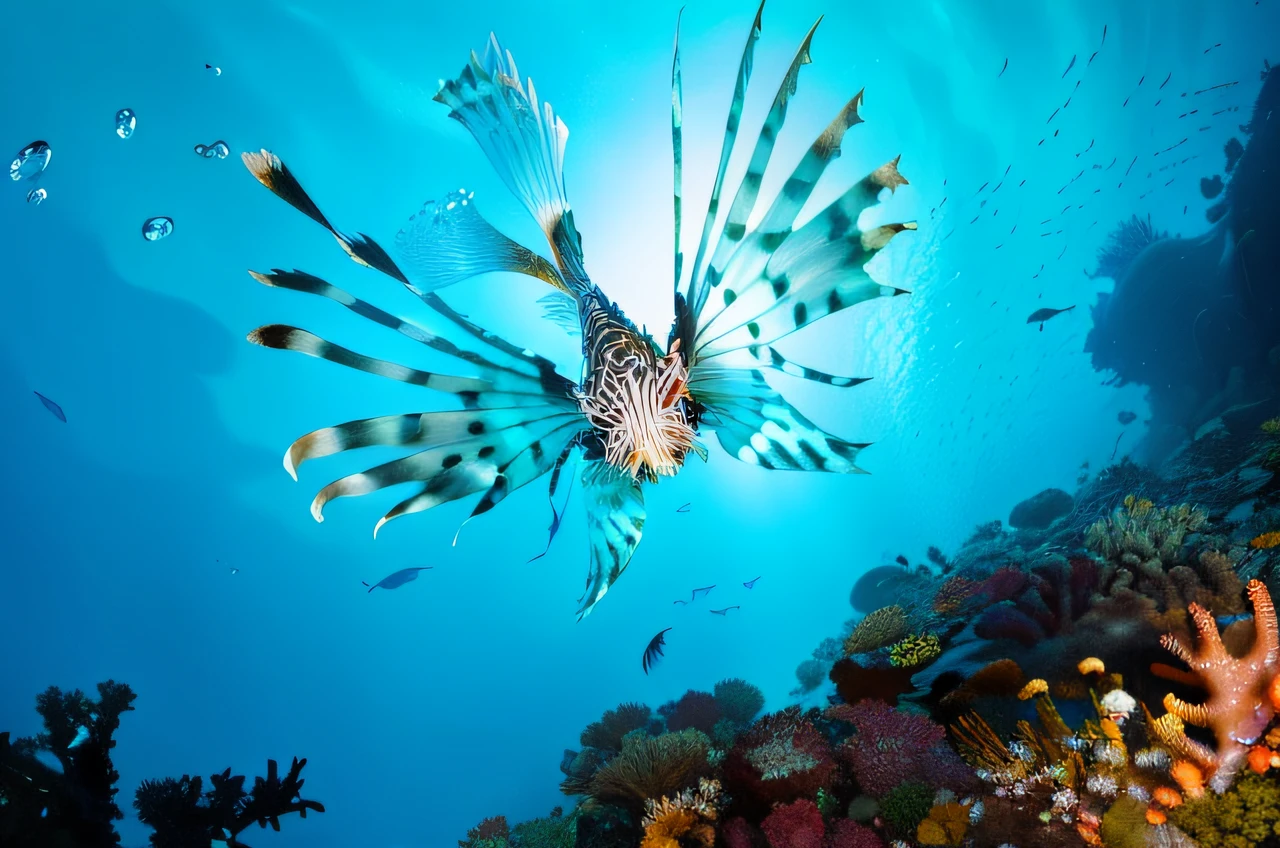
{"left": 575, "top": 462, "right": 646, "bottom": 620}
{"left": 435, "top": 36, "right": 590, "bottom": 289}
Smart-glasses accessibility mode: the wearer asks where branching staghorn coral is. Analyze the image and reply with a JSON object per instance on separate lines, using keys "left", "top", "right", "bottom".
{"left": 1154, "top": 579, "right": 1280, "bottom": 793}
{"left": 843, "top": 606, "right": 908, "bottom": 656}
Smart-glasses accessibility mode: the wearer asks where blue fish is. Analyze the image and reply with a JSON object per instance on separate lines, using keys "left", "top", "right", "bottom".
{"left": 34, "top": 391, "right": 66, "bottom": 422}
{"left": 362, "top": 567, "right": 432, "bottom": 593}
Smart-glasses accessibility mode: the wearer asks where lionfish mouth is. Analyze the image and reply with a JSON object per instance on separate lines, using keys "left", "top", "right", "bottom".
{"left": 578, "top": 339, "right": 698, "bottom": 481}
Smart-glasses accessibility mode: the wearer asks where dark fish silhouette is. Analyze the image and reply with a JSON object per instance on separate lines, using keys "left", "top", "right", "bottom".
{"left": 642, "top": 627, "right": 672, "bottom": 674}
{"left": 676, "top": 502, "right": 691, "bottom": 513}
{"left": 361, "top": 566, "right": 432, "bottom": 592}
{"left": 691, "top": 585, "right": 716, "bottom": 600}
{"left": 33, "top": 391, "right": 66, "bottom": 423}
{"left": 743, "top": 576, "right": 761, "bottom": 589}
{"left": 1160, "top": 72, "right": 1172, "bottom": 90}
{"left": 710, "top": 606, "right": 740, "bottom": 616}
{"left": 895, "top": 554, "right": 909, "bottom": 567}
{"left": 1118, "top": 410, "right": 1137, "bottom": 425}
{"left": 1101, "top": 24, "right": 1107, "bottom": 46}
{"left": 1061, "top": 54, "right": 1076, "bottom": 78}
{"left": 673, "top": 599, "right": 688, "bottom": 605}
{"left": 1027, "top": 305, "right": 1075, "bottom": 330}
{"left": 529, "top": 468, "right": 575, "bottom": 562}
{"left": 998, "top": 57, "right": 1008, "bottom": 77}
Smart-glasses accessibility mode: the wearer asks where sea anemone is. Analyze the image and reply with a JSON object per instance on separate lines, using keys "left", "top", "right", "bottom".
{"left": 586, "top": 729, "right": 712, "bottom": 809}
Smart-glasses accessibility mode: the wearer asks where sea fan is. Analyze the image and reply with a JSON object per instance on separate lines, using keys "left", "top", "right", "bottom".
{"left": 1090, "top": 213, "right": 1169, "bottom": 282}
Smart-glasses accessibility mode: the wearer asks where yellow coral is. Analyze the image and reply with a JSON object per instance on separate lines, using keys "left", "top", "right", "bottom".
{"left": 1078, "top": 657, "right": 1106, "bottom": 675}
{"left": 1251, "top": 531, "right": 1280, "bottom": 550}
{"left": 1017, "top": 678, "right": 1049, "bottom": 700}
{"left": 889, "top": 633, "right": 941, "bottom": 668}
{"left": 1261, "top": 417, "right": 1280, "bottom": 434}
{"left": 917, "top": 802, "right": 969, "bottom": 846}
{"left": 843, "top": 606, "right": 908, "bottom": 656}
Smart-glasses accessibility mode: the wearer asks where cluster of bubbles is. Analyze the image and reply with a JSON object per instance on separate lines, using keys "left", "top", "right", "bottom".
{"left": 17, "top": 64, "right": 224, "bottom": 231}
{"left": 193, "top": 141, "right": 230, "bottom": 159}
{"left": 115, "top": 108, "right": 136, "bottom": 140}
{"left": 10, "top": 140, "right": 51, "bottom": 204}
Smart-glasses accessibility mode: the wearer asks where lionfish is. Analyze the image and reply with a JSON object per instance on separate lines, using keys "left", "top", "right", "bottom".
{"left": 240, "top": 2, "right": 915, "bottom": 619}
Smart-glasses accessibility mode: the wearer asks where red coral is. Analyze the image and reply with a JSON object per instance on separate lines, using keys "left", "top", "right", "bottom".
{"left": 460, "top": 815, "right": 509, "bottom": 847}
{"left": 977, "top": 567, "right": 1028, "bottom": 603}
{"left": 827, "top": 700, "right": 973, "bottom": 796}
{"left": 761, "top": 799, "right": 824, "bottom": 848}
{"left": 829, "top": 661, "right": 916, "bottom": 707}
{"left": 825, "top": 819, "right": 884, "bottom": 848}
{"left": 723, "top": 707, "right": 836, "bottom": 809}
{"left": 666, "top": 690, "right": 723, "bottom": 734}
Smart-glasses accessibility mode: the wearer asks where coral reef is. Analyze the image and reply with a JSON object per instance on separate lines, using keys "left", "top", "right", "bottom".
{"left": 0, "top": 680, "right": 321, "bottom": 848}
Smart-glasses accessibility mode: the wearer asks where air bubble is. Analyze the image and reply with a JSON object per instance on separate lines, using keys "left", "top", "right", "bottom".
{"left": 141, "top": 217, "right": 174, "bottom": 241}
{"left": 115, "top": 108, "right": 136, "bottom": 139}
{"left": 194, "top": 140, "right": 230, "bottom": 159}
{"left": 26, "top": 188, "right": 46, "bottom": 205}
{"left": 9, "top": 141, "right": 51, "bottom": 182}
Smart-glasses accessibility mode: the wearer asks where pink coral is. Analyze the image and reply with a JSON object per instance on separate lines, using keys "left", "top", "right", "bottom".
{"left": 761, "top": 799, "right": 824, "bottom": 848}
{"left": 977, "top": 567, "right": 1028, "bottom": 603}
{"left": 827, "top": 700, "right": 973, "bottom": 796}
{"left": 723, "top": 816, "right": 764, "bottom": 848}
{"left": 825, "top": 819, "right": 884, "bottom": 848}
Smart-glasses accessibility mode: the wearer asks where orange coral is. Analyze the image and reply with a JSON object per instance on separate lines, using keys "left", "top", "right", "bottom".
{"left": 1271, "top": 670, "right": 1280, "bottom": 711}
{"left": 1145, "top": 808, "right": 1167, "bottom": 825}
{"left": 1251, "top": 531, "right": 1280, "bottom": 550}
{"left": 1171, "top": 760, "right": 1205, "bottom": 798}
{"left": 1157, "top": 580, "right": 1280, "bottom": 792}
{"left": 1152, "top": 786, "right": 1183, "bottom": 808}
{"left": 1248, "top": 745, "right": 1273, "bottom": 774}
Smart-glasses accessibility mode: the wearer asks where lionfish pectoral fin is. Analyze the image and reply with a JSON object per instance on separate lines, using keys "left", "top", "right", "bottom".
{"left": 576, "top": 462, "right": 646, "bottom": 620}
{"left": 689, "top": 363, "right": 869, "bottom": 473}
{"left": 394, "top": 189, "right": 571, "bottom": 296}
{"left": 242, "top": 150, "right": 410, "bottom": 284}
{"left": 435, "top": 35, "right": 590, "bottom": 290}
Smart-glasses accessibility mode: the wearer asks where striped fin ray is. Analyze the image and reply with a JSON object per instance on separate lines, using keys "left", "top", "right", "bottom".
{"left": 691, "top": 364, "right": 869, "bottom": 472}
{"left": 308, "top": 409, "right": 584, "bottom": 524}
{"left": 694, "top": 158, "right": 914, "bottom": 356}
{"left": 394, "top": 189, "right": 571, "bottom": 295}
{"left": 538, "top": 291, "right": 582, "bottom": 338}
{"left": 246, "top": 325, "right": 555, "bottom": 397}
{"left": 242, "top": 150, "right": 410, "bottom": 284}
{"left": 576, "top": 462, "right": 646, "bottom": 620}
{"left": 463, "top": 422, "right": 583, "bottom": 522}
{"left": 434, "top": 35, "right": 588, "bottom": 288}
{"left": 283, "top": 406, "right": 576, "bottom": 481}
{"left": 683, "top": 1, "right": 764, "bottom": 317}
{"left": 671, "top": 8, "right": 685, "bottom": 290}
{"left": 690, "top": 91, "right": 864, "bottom": 339}
{"left": 248, "top": 269, "right": 559, "bottom": 389}
{"left": 697, "top": 17, "right": 822, "bottom": 314}
{"left": 710, "top": 345, "right": 871, "bottom": 387}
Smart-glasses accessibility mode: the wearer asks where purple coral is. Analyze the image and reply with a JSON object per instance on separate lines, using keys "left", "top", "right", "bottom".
{"left": 825, "top": 819, "right": 884, "bottom": 848}
{"left": 827, "top": 700, "right": 973, "bottom": 796}
{"left": 666, "top": 690, "right": 722, "bottom": 733}
{"left": 761, "top": 799, "right": 824, "bottom": 848}
{"left": 973, "top": 604, "right": 1044, "bottom": 647}
{"left": 977, "top": 567, "right": 1028, "bottom": 604}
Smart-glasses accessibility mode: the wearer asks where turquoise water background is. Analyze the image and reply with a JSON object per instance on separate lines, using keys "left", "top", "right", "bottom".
{"left": 2, "top": 1, "right": 1276, "bottom": 845}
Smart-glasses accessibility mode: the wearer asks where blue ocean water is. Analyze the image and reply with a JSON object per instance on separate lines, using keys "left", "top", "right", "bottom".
{"left": 1, "top": 1, "right": 1276, "bottom": 846}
